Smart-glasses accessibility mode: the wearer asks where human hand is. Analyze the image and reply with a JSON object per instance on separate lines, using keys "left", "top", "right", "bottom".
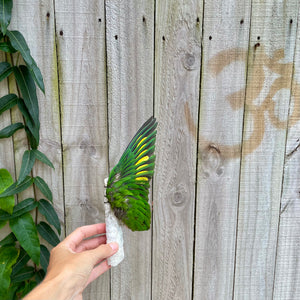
{"left": 24, "top": 223, "right": 118, "bottom": 300}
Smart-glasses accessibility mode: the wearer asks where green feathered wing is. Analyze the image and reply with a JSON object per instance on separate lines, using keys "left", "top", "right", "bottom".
{"left": 106, "top": 116, "right": 157, "bottom": 231}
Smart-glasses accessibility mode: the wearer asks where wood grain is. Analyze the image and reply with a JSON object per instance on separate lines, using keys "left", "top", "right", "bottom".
{"left": 193, "top": 1, "right": 251, "bottom": 299}
{"left": 233, "top": 1, "right": 299, "bottom": 299}
{"left": 152, "top": 1, "right": 202, "bottom": 299}
{"left": 273, "top": 6, "right": 300, "bottom": 298}
{"left": 53, "top": 1, "right": 110, "bottom": 299}
{"left": 105, "top": 0, "right": 154, "bottom": 299}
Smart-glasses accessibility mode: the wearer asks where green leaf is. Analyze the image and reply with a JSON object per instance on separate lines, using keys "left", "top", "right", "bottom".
{"left": 17, "top": 100, "right": 39, "bottom": 149}
{"left": 9, "top": 213, "right": 40, "bottom": 265}
{"left": 6, "top": 31, "right": 45, "bottom": 93}
{"left": 0, "top": 168, "right": 14, "bottom": 214}
{"left": 0, "top": 176, "right": 34, "bottom": 198}
{"left": 34, "top": 176, "right": 52, "bottom": 202}
{"left": 0, "top": 123, "right": 24, "bottom": 139}
{"left": 0, "top": 169, "right": 13, "bottom": 192}
{"left": 0, "top": 198, "right": 37, "bottom": 221}
{"left": 0, "top": 93, "right": 18, "bottom": 115}
{"left": 0, "top": 245, "right": 19, "bottom": 295}
{"left": 0, "top": 209, "right": 17, "bottom": 220}
{"left": 35, "top": 269, "right": 45, "bottom": 284}
{"left": 32, "top": 150, "right": 54, "bottom": 169}
{"left": 38, "top": 199, "right": 61, "bottom": 234}
{"left": 40, "top": 245, "right": 50, "bottom": 272}
{"left": 37, "top": 221, "right": 60, "bottom": 247}
{"left": 10, "top": 198, "right": 37, "bottom": 218}
{"left": 25, "top": 127, "right": 39, "bottom": 150}
{"left": 0, "top": 282, "right": 20, "bottom": 300}
{"left": 16, "top": 280, "right": 37, "bottom": 298}
{"left": 0, "top": 61, "right": 12, "bottom": 82}
{"left": 13, "top": 66, "right": 40, "bottom": 141}
{"left": 0, "top": 40, "right": 16, "bottom": 53}
{"left": 0, "top": 232, "right": 16, "bottom": 246}
{"left": 0, "top": 0, "right": 13, "bottom": 35}
{"left": 0, "top": 220, "right": 6, "bottom": 229}
{"left": 10, "top": 266, "right": 35, "bottom": 283}
{"left": 11, "top": 248, "right": 30, "bottom": 277}
{"left": 18, "top": 150, "right": 36, "bottom": 184}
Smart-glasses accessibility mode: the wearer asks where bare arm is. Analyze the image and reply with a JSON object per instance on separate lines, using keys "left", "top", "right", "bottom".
{"left": 24, "top": 223, "right": 118, "bottom": 300}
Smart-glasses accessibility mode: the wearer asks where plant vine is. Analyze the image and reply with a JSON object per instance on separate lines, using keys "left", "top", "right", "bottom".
{"left": 0, "top": 1, "right": 61, "bottom": 299}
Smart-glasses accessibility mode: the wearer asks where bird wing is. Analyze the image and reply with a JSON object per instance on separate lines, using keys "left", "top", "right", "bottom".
{"left": 106, "top": 116, "right": 157, "bottom": 231}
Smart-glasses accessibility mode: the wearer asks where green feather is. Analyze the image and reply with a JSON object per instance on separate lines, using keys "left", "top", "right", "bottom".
{"left": 106, "top": 116, "right": 157, "bottom": 231}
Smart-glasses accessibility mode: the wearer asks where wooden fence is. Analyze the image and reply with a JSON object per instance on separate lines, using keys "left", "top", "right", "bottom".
{"left": 1, "top": 0, "right": 300, "bottom": 299}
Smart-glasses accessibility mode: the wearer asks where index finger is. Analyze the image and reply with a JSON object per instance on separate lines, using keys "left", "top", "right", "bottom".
{"left": 64, "top": 223, "right": 106, "bottom": 249}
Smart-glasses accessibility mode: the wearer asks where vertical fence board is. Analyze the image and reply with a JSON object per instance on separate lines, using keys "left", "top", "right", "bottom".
{"left": 233, "top": 1, "right": 299, "bottom": 299}
{"left": 273, "top": 7, "right": 300, "bottom": 298}
{"left": 54, "top": 1, "right": 110, "bottom": 299}
{"left": 105, "top": 1, "right": 154, "bottom": 299}
{"left": 152, "top": 1, "right": 202, "bottom": 299}
{"left": 25, "top": 0, "right": 65, "bottom": 236}
{"left": 193, "top": 1, "right": 251, "bottom": 299}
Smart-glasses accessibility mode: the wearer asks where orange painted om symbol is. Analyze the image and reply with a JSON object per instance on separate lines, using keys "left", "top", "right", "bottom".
{"left": 185, "top": 46, "right": 300, "bottom": 159}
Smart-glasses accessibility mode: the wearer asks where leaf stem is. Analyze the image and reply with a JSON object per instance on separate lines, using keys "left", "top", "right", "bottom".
{"left": 8, "top": 50, "right": 21, "bottom": 97}
{"left": 16, "top": 52, "right": 20, "bottom": 66}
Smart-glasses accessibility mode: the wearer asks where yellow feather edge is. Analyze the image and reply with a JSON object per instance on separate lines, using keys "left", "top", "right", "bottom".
{"left": 137, "top": 137, "right": 147, "bottom": 148}
{"left": 135, "top": 156, "right": 149, "bottom": 165}
{"left": 137, "top": 164, "right": 148, "bottom": 170}
{"left": 137, "top": 149, "right": 147, "bottom": 159}
{"left": 136, "top": 177, "right": 149, "bottom": 181}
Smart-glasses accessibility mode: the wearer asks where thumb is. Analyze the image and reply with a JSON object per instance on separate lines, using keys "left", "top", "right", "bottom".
{"left": 88, "top": 242, "right": 119, "bottom": 264}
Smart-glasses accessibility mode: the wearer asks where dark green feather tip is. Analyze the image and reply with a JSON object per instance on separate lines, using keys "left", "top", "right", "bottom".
{"left": 106, "top": 116, "right": 157, "bottom": 231}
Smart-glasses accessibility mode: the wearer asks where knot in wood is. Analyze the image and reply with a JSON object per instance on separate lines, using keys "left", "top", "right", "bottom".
{"left": 201, "top": 144, "right": 224, "bottom": 179}
{"left": 172, "top": 191, "right": 186, "bottom": 207}
{"left": 79, "top": 198, "right": 88, "bottom": 207}
{"left": 171, "top": 185, "right": 187, "bottom": 208}
{"left": 183, "top": 52, "right": 196, "bottom": 70}
{"left": 80, "top": 139, "right": 96, "bottom": 156}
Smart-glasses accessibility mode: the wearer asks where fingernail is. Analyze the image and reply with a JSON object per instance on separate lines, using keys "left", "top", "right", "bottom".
{"left": 109, "top": 242, "right": 119, "bottom": 251}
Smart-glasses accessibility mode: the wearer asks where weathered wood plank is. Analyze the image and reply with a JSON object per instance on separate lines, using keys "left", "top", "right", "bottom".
{"left": 53, "top": 1, "right": 110, "bottom": 299}
{"left": 233, "top": 1, "right": 299, "bottom": 298}
{"left": 152, "top": 1, "right": 202, "bottom": 299}
{"left": 273, "top": 7, "right": 300, "bottom": 299}
{"left": 193, "top": 1, "right": 251, "bottom": 299}
{"left": 105, "top": 0, "right": 154, "bottom": 299}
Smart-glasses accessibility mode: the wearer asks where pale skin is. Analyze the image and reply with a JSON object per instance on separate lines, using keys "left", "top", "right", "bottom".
{"left": 23, "top": 223, "right": 119, "bottom": 300}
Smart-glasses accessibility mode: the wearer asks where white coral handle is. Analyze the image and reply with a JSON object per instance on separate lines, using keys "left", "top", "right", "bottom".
{"left": 104, "top": 178, "right": 124, "bottom": 267}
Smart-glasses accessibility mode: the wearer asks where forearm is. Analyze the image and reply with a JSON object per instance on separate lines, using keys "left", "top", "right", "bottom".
{"left": 23, "top": 272, "right": 76, "bottom": 300}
